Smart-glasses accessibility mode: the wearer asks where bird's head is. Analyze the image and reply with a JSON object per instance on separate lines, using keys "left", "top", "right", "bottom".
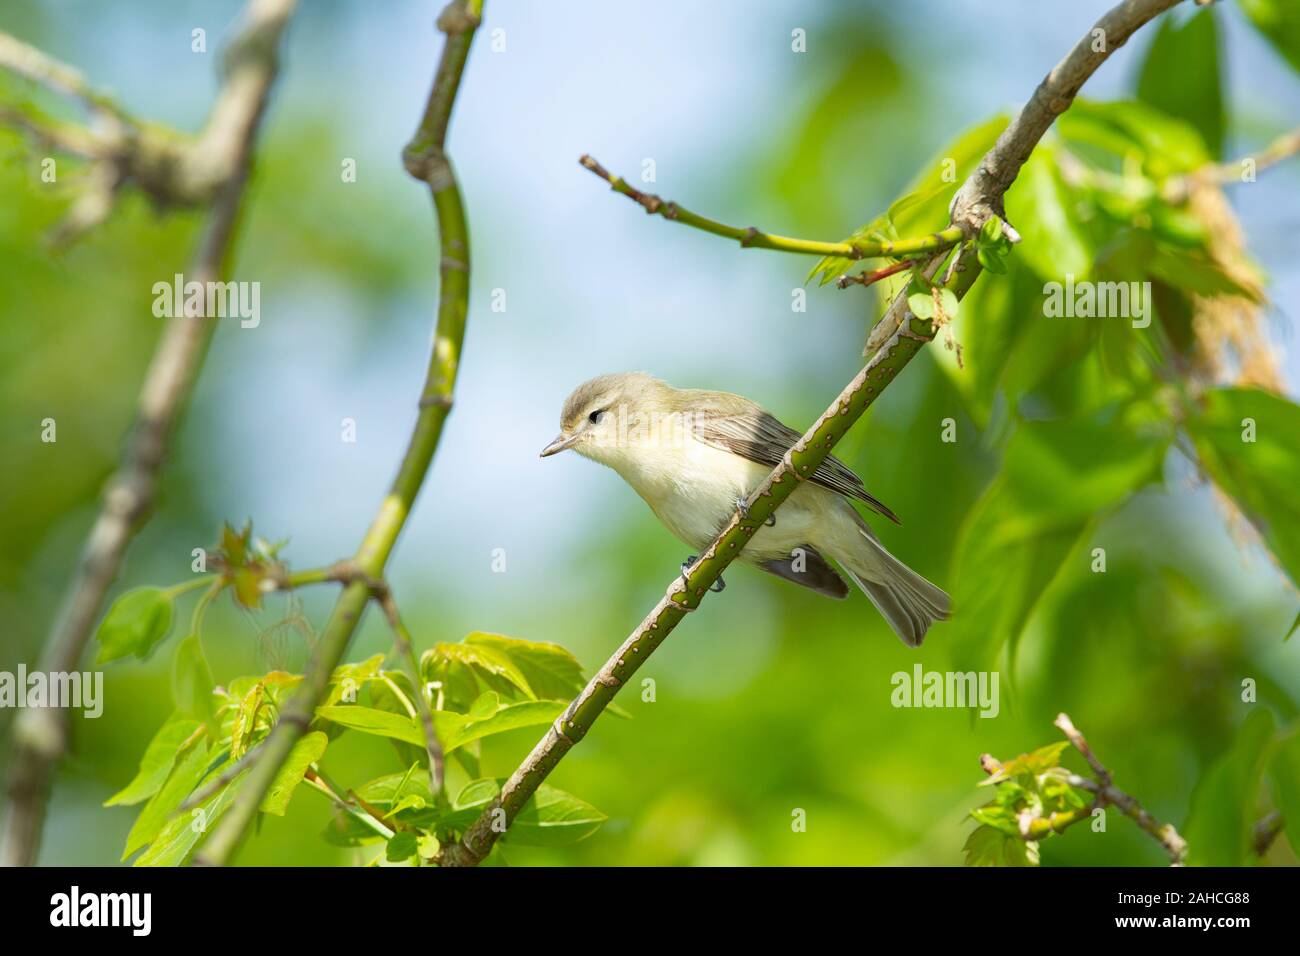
{"left": 539, "top": 371, "right": 677, "bottom": 465}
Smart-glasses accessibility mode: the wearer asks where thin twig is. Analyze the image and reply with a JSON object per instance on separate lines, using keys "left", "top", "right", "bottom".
{"left": 1055, "top": 713, "right": 1187, "bottom": 865}
{"left": 579, "top": 154, "right": 965, "bottom": 261}
{"left": 192, "top": 0, "right": 483, "bottom": 867}
{"left": 375, "top": 587, "right": 445, "bottom": 794}
{"left": 836, "top": 258, "right": 921, "bottom": 290}
{"left": 979, "top": 715, "right": 1188, "bottom": 865}
{"left": 1164, "top": 126, "right": 1300, "bottom": 202}
{"left": 439, "top": 0, "right": 1189, "bottom": 868}
{"left": 0, "top": 0, "right": 298, "bottom": 869}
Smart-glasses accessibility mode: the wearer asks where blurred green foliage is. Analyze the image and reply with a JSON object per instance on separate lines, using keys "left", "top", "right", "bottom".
{"left": 3, "top": 0, "right": 1300, "bottom": 867}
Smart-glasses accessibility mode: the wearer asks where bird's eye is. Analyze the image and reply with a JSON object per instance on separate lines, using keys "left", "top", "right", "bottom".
{"left": 588, "top": 409, "right": 605, "bottom": 425}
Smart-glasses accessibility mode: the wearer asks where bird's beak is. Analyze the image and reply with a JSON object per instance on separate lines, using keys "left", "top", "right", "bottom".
{"left": 539, "top": 432, "right": 580, "bottom": 458}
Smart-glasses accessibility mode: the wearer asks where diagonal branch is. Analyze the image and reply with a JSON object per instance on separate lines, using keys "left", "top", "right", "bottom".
{"left": 191, "top": 0, "right": 485, "bottom": 867}
{"left": 0, "top": 0, "right": 299, "bottom": 869}
{"left": 438, "top": 0, "right": 1187, "bottom": 867}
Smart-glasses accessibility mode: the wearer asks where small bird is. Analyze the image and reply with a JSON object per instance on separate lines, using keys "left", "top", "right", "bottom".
{"left": 540, "top": 372, "right": 950, "bottom": 646}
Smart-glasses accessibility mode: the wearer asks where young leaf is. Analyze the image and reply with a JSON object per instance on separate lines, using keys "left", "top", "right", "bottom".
{"left": 385, "top": 831, "right": 419, "bottom": 863}
{"left": 963, "top": 824, "right": 1038, "bottom": 867}
{"left": 445, "top": 779, "right": 607, "bottom": 847}
{"left": 122, "top": 738, "right": 216, "bottom": 860}
{"left": 135, "top": 762, "right": 244, "bottom": 867}
{"left": 260, "top": 731, "right": 328, "bottom": 816}
{"left": 1136, "top": 7, "right": 1223, "bottom": 157}
{"left": 1004, "top": 146, "right": 1092, "bottom": 280}
{"left": 464, "top": 632, "right": 588, "bottom": 700}
{"left": 104, "top": 715, "right": 201, "bottom": 807}
{"left": 316, "top": 704, "right": 425, "bottom": 747}
{"left": 172, "top": 635, "right": 216, "bottom": 729}
{"left": 96, "top": 587, "right": 175, "bottom": 664}
{"left": 437, "top": 699, "right": 567, "bottom": 753}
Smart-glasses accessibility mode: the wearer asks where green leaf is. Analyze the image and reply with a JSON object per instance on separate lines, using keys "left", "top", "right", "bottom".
{"left": 907, "top": 291, "right": 935, "bottom": 320}
{"left": 1004, "top": 145, "right": 1092, "bottom": 279}
{"left": 172, "top": 635, "right": 215, "bottom": 728}
{"left": 357, "top": 767, "right": 432, "bottom": 807}
{"left": 936, "top": 287, "right": 959, "bottom": 320}
{"left": 135, "top": 761, "right": 244, "bottom": 867}
{"left": 104, "top": 715, "right": 201, "bottom": 807}
{"left": 122, "top": 738, "right": 215, "bottom": 860}
{"left": 464, "top": 632, "right": 588, "bottom": 700}
{"left": 982, "top": 742, "right": 1070, "bottom": 785}
{"left": 322, "top": 653, "right": 386, "bottom": 706}
{"left": 963, "top": 824, "right": 1038, "bottom": 866}
{"left": 95, "top": 587, "right": 175, "bottom": 664}
{"left": 1239, "top": 0, "right": 1300, "bottom": 74}
{"left": 1136, "top": 7, "right": 1223, "bottom": 156}
{"left": 976, "top": 245, "right": 1008, "bottom": 274}
{"left": 890, "top": 114, "right": 1010, "bottom": 238}
{"left": 1269, "top": 730, "right": 1300, "bottom": 856}
{"left": 385, "top": 831, "right": 418, "bottom": 862}
{"left": 1186, "top": 388, "right": 1300, "bottom": 588}
{"left": 437, "top": 699, "right": 568, "bottom": 753}
{"left": 316, "top": 704, "right": 424, "bottom": 747}
{"left": 808, "top": 113, "right": 1008, "bottom": 285}
{"left": 426, "top": 639, "right": 533, "bottom": 701}
{"left": 1184, "top": 709, "right": 1275, "bottom": 865}
{"left": 445, "top": 779, "right": 607, "bottom": 846}
{"left": 1058, "top": 99, "right": 1210, "bottom": 176}
{"left": 950, "top": 410, "right": 1169, "bottom": 666}
{"left": 260, "top": 731, "right": 327, "bottom": 816}
{"left": 469, "top": 690, "right": 501, "bottom": 721}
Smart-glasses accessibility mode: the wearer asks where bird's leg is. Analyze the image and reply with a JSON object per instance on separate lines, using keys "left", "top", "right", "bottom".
{"left": 680, "top": 554, "right": 725, "bottom": 593}
{"left": 735, "top": 495, "right": 775, "bottom": 527}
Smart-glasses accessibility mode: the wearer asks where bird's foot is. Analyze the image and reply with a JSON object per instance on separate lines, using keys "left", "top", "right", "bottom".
{"left": 734, "top": 496, "right": 776, "bottom": 527}
{"left": 680, "top": 554, "right": 725, "bottom": 593}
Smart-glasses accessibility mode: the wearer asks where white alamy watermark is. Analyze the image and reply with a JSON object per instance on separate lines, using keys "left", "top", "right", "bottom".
{"left": 50, "top": 886, "right": 150, "bottom": 936}
{"left": 1043, "top": 274, "right": 1152, "bottom": 328}
{"left": 0, "top": 666, "right": 103, "bottom": 718}
{"left": 152, "top": 273, "right": 261, "bottom": 328}
{"left": 587, "top": 403, "right": 703, "bottom": 451}
{"left": 891, "top": 664, "right": 999, "bottom": 718}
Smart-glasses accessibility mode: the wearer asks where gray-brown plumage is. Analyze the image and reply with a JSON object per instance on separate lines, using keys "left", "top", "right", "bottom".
{"left": 543, "top": 372, "right": 950, "bottom": 645}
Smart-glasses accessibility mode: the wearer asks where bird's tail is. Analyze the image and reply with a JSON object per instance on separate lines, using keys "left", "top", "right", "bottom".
{"left": 836, "top": 528, "right": 950, "bottom": 647}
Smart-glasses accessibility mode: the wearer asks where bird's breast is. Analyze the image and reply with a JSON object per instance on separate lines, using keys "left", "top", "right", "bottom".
{"left": 608, "top": 434, "right": 823, "bottom": 557}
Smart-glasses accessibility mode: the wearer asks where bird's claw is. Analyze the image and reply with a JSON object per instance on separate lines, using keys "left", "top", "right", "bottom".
{"left": 681, "top": 554, "right": 725, "bottom": 593}
{"left": 735, "top": 496, "right": 775, "bottom": 527}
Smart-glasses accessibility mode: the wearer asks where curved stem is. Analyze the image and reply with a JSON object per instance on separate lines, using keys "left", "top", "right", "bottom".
{"left": 192, "top": 0, "right": 483, "bottom": 867}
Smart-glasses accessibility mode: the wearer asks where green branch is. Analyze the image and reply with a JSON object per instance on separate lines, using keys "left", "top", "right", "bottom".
{"left": 579, "top": 154, "right": 965, "bottom": 260}
{"left": 192, "top": 0, "right": 484, "bottom": 867}
{"left": 439, "top": 0, "right": 1189, "bottom": 868}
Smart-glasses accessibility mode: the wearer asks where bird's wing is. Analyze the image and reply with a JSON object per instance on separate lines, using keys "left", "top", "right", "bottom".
{"left": 692, "top": 398, "right": 901, "bottom": 525}
{"left": 757, "top": 545, "right": 850, "bottom": 599}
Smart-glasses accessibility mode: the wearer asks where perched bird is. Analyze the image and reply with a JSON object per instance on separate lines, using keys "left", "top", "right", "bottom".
{"left": 540, "top": 372, "right": 950, "bottom": 646}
